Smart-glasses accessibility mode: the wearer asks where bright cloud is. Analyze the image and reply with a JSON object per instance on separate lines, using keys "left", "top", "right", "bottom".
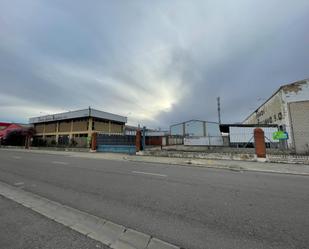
{"left": 0, "top": 0, "right": 308, "bottom": 128}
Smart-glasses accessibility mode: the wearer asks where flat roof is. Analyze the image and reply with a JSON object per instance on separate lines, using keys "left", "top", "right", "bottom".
{"left": 170, "top": 119, "right": 219, "bottom": 128}
{"left": 29, "top": 108, "right": 127, "bottom": 124}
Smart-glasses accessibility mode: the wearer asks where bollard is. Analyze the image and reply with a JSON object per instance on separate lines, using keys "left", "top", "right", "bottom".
{"left": 24, "top": 136, "right": 30, "bottom": 149}
{"left": 142, "top": 126, "right": 146, "bottom": 150}
{"left": 91, "top": 132, "right": 97, "bottom": 152}
{"left": 136, "top": 129, "right": 141, "bottom": 152}
{"left": 254, "top": 128, "right": 266, "bottom": 159}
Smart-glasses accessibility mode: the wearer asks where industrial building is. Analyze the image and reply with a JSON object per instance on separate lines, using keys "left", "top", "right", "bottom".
{"left": 29, "top": 108, "right": 127, "bottom": 147}
{"left": 170, "top": 120, "right": 223, "bottom": 146}
{"left": 243, "top": 79, "right": 309, "bottom": 153}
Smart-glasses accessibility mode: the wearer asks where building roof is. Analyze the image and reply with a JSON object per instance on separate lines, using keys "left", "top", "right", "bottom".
{"left": 0, "top": 123, "right": 23, "bottom": 138}
{"left": 29, "top": 108, "right": 127, "bottom": 124}
{"left": 0, "top": 122, "right": 12, "bottom": 130}
{"left": 170, "top": 119, "right": 219, "bottom": 128}
{"left": 243, "top": 78, "right": 309, "bottom": 123}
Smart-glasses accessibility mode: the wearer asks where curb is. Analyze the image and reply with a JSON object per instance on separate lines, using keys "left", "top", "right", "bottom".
{"left": 0, "top": 181, "right": 181, "bottom": 249}
{"left": 125, "top": 156, "right": 309, "bottom": 177}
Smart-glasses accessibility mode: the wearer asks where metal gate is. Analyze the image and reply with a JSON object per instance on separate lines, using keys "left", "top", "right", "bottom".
{"left": 96, "top": 134, "right": 136, "bottom": 154}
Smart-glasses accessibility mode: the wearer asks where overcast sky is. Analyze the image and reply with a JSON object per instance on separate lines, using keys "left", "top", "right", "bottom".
{"left": 0, "top": 0, "right": 308, "bottom": 128}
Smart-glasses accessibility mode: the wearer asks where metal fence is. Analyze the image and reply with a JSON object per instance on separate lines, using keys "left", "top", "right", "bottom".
{"left": 96, "top": 134, "right": 136, "bottom": 154}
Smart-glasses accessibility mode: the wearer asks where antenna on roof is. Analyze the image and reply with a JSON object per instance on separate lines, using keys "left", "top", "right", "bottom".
{"left": 217, "top": 97, "right": 221, "bottom": 124}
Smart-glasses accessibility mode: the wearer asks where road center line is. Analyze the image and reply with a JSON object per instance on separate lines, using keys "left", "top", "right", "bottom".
{"left": 12, "top": 156, "right": 21, "bottom": 159}
{"left": 132, "top": 171, "right": 167, "bottom": 177}
{"left": 51, "top": 161, "right": 69, "bottom": 165}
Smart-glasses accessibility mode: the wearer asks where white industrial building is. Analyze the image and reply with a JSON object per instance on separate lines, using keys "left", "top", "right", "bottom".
{"left": 243, "top": 79, "right": 309, "bottom": 154}
{"left": 170, "top": 120, "right": 223, "bottom": 146}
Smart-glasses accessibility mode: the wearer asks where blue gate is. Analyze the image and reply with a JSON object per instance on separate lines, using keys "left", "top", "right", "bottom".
{"left": 96, "top": 134, "right": 136, "bottom": 154}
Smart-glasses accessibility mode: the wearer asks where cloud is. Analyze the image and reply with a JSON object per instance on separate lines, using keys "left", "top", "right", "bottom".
{"left": 0, "top": 0, "right": 308, "bottom": 128}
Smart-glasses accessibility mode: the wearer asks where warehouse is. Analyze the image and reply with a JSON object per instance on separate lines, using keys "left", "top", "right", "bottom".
{"left": 243, "top": 79, "right": 309, "bottom": 154}
{"left": 170, "top": 120, "right": 223, "bottom": 146}
{"left": 29, "top": 108, "right": 127, "bottom": 147}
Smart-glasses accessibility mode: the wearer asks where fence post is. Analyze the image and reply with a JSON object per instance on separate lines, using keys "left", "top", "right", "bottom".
{"left": 136, "top": 129, "right": 141, "bottom": 152}
{"left": 24, "top": 135, "right": 30, "bottom": 149}
{"left": 91, "top": 132, "right": 97, "bottom": 152}
{"left": 254, "top": 128, "right": 266, "bottom": 161}
{"left": 142, "top": 126, "right": 146, "bottom": 150}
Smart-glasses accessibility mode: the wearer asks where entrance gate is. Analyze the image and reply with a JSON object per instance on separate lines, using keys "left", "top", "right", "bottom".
{"left": 96, "top": 134, "right": 136, "bottom": 154}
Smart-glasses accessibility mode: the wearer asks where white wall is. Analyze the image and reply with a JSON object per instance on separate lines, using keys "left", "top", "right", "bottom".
{"left": 184, "top": 136, "right": 223, "bottom": 146}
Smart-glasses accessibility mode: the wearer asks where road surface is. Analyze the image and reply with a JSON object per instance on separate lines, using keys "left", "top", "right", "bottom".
{"left": 0, "top": 149, "right": 308, "bottom": 249}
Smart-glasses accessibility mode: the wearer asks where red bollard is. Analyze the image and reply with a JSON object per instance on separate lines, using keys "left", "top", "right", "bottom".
{"left": 25, "top": 136, "right": 30, "bottom": 149}
{"left": 91, "top": 132, "right": 97, "bottom": 151}
{"left": 136, "top": 129, "right": 141, "bottom": 152}
{"left": 254, "top": 128, "right": 266, "bottom": 159}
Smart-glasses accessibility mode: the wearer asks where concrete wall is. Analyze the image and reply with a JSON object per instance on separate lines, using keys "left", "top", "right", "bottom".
{"left": 288, "top": 101, "right": 309, "bottom": 154}
{"left": 45, "top": 123, "right": 57, "bottom": 133}
{"left": 35, "top": 124, "right": 44, "bottom": 133}
{"left": 244, "top": 91, "right": 285, "bottom": 126}
{"left": 184, "top": 136, "right": 223, "bottom": 146}
{"left": 58, "top": 121, "right": 71, "bottom": 132}
{"left": 110, "top": 122, "right": 124, "bottom": 133}
{"left": 94, "top": 120, "right": 109, "bottom": 133}
{"left": 72, "top": 120, "right": 88, "bottom": 132}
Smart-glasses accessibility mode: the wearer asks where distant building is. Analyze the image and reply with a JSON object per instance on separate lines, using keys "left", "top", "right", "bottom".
{"left": 170, "top": 120, "right": 223, "bottom": 146}
{"left": 0, "top": 122, "right": 32, "bottom": 146}
{"left": 0, "top": 122, "right": 23, "bottom": 140}
{"left": 243, "top": 79, "right": 309, "bottom": 153}
{"left": 29, "top": 108, "right": 127, "bottom": 146}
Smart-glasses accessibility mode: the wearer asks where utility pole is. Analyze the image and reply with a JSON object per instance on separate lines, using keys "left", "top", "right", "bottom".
{"left": 217, "top": 97, "right": 221, "bottom": 124}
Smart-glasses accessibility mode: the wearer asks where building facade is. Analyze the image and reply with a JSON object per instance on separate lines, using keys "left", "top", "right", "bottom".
{"left": 29, "top": 108, "right": 127, "bottom": 147}
{"left": 243, "top": 79, "right": 309, "bottom": 153}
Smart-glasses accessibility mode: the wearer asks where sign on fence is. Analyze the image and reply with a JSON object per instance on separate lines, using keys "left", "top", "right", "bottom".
{"left": 272, "top": 131, "right": 289, "bottom": 140}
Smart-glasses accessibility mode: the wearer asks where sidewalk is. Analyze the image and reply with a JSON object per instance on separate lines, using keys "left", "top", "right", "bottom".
{"left": 2, "top": 148, "right": 309, "bottom": 176}
{"left": 126, "top": 155, "right": 309, "bottom": 176}
{"left": 0, "top": 195, "right": 107, "bottom": 249}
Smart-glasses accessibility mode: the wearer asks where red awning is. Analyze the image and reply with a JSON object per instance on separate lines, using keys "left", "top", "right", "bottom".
{"left": 0, "top": 124, "right": 23, "bottom": 138}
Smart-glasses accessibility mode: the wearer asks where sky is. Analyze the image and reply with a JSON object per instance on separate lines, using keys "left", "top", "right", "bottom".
{"left": 0, "top": 0, "right": 308, "bottom": 129}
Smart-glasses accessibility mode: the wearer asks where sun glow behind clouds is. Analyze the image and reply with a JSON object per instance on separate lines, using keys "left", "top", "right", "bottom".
{"left": 34, "top": 46, "right": 188, "bottom": 126}
{"left": 1, "top": 0, "right": 308, "bottom": 126}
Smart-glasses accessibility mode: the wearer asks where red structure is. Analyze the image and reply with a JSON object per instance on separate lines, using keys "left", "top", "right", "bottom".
{"left": 0, "top": 123, "right": 23, "bottom": 140}
{"left": 91, "top": 132, "right": 97, "bottom": 151}
{"left": 146, "top": 136, "right": 162, "bottom": 146}
{"left": 136, "top": 129, "right": 142, "bottom": 152}
{"left": 254, "top": 128, "right": 266, "bottom": 158}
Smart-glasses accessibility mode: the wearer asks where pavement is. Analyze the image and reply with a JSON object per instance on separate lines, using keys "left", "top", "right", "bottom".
{"left": 128, "top": 154, "right": 309, "bottom": 176}
{"left": 0, "top": 195, "right": 108, "bottom": 249}
{"left": 0, "top": 148, "right": 309, "bottom": 249}
{"left": 0, "top": 181, "right": 176, "bottom": 249}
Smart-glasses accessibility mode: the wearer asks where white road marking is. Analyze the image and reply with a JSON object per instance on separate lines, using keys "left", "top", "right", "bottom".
{"left": 12, "top": 156, "right": 21, "bottom": 159}
{"left": 52, "top": 161, "right": 69, "bottom": 165}
{"left": 132, "top": 171, "right": 167, "bottom": 177}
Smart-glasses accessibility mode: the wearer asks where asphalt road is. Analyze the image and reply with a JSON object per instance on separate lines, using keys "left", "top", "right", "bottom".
{"left": 0, "top": 150, "right": 308, "bottom": 249}
{"left": 0, "top": 195, "right": 108, "bottom": 249}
